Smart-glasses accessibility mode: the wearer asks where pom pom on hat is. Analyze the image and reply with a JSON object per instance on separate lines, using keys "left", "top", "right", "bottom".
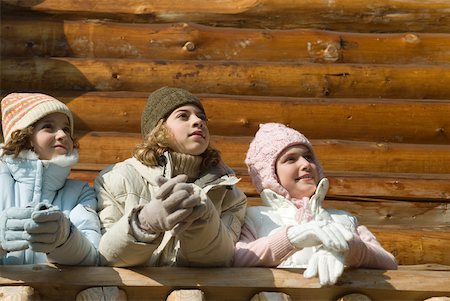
{"left": 245, "top": 123, "right": 324, "bottom": 199}
{"left": 141, "top": 87, "right": 205, "bottom": 138}
{"left": 1, "top": 93, "right": 73, "bottom": 143}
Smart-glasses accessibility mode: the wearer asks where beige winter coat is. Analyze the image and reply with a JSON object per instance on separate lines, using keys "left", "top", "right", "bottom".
{"left": 94, "top": 153, "right": 247, "bottom": 267}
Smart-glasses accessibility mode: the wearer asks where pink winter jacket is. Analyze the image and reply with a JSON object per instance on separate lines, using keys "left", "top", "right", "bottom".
{"left": 232, "top": 190, "right": 397, "bottom": 269}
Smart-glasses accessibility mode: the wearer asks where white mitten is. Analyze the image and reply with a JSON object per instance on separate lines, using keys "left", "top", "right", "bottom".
{"left": 304, "top": 247, "right": 346, "bottom": 286}
{"left": 287, "top": 220, "right": 352, "bottom": 252}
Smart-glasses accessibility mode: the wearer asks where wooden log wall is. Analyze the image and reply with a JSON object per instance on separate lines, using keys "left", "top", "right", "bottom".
{"left": 1, "top": 1, "right": 450, "bottom": 298}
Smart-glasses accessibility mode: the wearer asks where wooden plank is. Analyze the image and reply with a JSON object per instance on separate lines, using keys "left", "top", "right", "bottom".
{"left": 34, "top": 92, "right": 450, "bottom": 145}
{"left": 70, "top": 166, "right": 450, "bottom": 201}
{"left": 2, "top": 58, "right": 450, "bottom": 99}
{"left": 244, "top": 197, "right": 450, "bottom": 228}
{"left": 3, "top": 18, "right": 450, "bottom": 65}
{"left": 371, "top": 227, "right": 450, "bottom": 266}
{"left": 2, "top": 0, "right": 450, "bottom": 33}
{"left": 74, "top": 132, "right": 450, "bottom": 174}
{"left": 0, "top": 265, "right": 449, "bottom": 301}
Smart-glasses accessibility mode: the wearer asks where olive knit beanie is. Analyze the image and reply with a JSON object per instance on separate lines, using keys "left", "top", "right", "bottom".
{"left": 1, "top": 93, "right": 73, "bottom": 143}
{"left": 141, "top": 87, "right": 205, "bottom": 138}
{"left": 245, "top": 123, "right": 324, "bottom": 199}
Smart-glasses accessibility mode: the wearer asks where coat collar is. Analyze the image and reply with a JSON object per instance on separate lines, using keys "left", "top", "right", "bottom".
{"left": 1, "top": 147, "right": 78, "bottom": 192}
{"left": 260, "top": 189, "right": 298, "bottom": 210}
{"left": 127, "top": 152, "right": 239, "bottom": 189}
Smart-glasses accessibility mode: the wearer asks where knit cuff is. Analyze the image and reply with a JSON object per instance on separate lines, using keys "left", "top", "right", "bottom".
{"left": 130, "top": 206, "right": 161, "bottom": 243}
{"left": 268, "top": 226, "right": 296, "bottom": 261}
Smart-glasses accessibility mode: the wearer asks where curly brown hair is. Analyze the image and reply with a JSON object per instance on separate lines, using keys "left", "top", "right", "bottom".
{"left": 1, "top": 126, "right": 79, "bottom": 158}
{"left": 134, "top": 119, "right": 221, "bottom": 169}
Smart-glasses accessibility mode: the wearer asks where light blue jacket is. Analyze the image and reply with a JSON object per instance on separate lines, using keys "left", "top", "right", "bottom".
{"left": 0, "top": 148, "right": 101, "bottom": 265}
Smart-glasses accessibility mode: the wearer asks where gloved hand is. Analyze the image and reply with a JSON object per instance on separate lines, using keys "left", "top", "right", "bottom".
{"left": 25, "top": 203, "right": 71, "bottom": 253}
{"left": 287, "top": 220, "right": 353, "bottom": 252}
{"left": 303, "top": 247, "right": 346, "bottom": 286}
{"left": 0, "top": 207, "right": 33, "bottom": 253}
{"left": 138, "top": 175, "right": 206, "bottom": 235}
{"left": 309, "top": 178, "right": 331, "bottom": 219}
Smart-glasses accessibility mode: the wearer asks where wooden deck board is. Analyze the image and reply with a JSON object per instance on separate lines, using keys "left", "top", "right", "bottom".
{"left": 0, "top": 265, "right": 449, "bottom": 301}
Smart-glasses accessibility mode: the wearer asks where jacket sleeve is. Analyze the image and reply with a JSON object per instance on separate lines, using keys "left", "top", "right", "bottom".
{"left": 47, "top": 183, "right": 101, "bottom": 266}
{"left": 94, "top": 166, "right": 161, "bottom": 267}
{"left": 177, "top": 185, "right": 247, "bottom": 267}
{"left": 345, "top": 225, "right": 398, "bottom": 269}
{"left": 233, "top": 224, "right": 295, "bottom": 267}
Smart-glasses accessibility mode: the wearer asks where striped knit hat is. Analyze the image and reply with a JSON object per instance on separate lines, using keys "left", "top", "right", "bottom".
{"left": 1, "top": 93, "right": 73, "bottom": 143}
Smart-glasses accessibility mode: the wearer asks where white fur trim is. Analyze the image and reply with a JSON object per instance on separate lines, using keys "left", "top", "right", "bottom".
{"left": 43, "top": 149, "right": 79, "bottom": 167}
{"left": 0, "top": 144, "right": 78, "bottom": 167}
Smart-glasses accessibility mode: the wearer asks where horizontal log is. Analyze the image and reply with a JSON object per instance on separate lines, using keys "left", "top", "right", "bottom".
{"left": 41, "top": 91, "right": 450, "bottom": 144}
{"left": 246, "top": 197, "right": 450, "bottom": 228}
{"left": 371, "top": 227, "right": 450, "bottom": 266}
{"left": 75, "top": 132, "right": 450, "bottom": 174}
{"left": 71, "top": 165, "right": 450, "bottom": 201}
{"left": 2, "top": 58, "right": 450, "bottom": 99}
{"left": 3, "top": 18, "right": 450, "bottom": 65}
{"left": 1, "top": 265, "right": 449, "bottom": 301}
{"left": 2, "top": 0, "right": 450, "bottom": 33}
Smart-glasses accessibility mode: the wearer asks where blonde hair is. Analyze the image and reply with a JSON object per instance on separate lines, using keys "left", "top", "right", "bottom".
{"left": 1, "top": 126, "right": 79, "bottom": 158}
{"left": 134, "top": 119, "right": 221, "bottom": 169}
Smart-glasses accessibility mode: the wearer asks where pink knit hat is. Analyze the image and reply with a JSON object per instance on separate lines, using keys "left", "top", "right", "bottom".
{"left": 245, "top": 123, "right": 324, "bottom": 199}
{"left": 1, "top": 93, "right": 73, "bottom": 143}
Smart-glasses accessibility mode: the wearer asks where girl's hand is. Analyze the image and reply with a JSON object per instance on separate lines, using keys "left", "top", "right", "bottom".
{"left": 287, "top": 220, "right": 352, "bottom": 252}
{"left": 0, "top": 207, "right": 33, "bottom": 254}
{"left": 25, "top": 203, "right": 71, "bottom": 253}
{"left": 138, "top": 175, "right": 203, "bottom": 234}
{"left": 303, "top": 247, "right": 346, "bottom": 286}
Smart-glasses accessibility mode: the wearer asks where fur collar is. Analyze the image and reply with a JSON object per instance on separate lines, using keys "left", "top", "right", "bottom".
{"left": 0, "top": 144, "right": 79, "bottom": 167}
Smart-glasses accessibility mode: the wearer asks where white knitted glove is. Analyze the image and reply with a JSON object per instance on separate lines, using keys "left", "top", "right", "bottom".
{"left": 304, "top": 247, "right": 346, "bottom": 286}
{"left": 287, "top": 220, "right": 352, "bottom": 252}
{"left": 309, "top": 178, "right": 340, "bottom": 225}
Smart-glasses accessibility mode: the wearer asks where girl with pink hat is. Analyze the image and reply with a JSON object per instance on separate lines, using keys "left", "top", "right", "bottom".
{"left": 233, "top": 123, "right": 397, "bottom": 286}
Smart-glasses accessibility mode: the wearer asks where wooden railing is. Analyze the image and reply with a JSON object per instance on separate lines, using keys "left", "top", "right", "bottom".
{"left": 1, "top": 265, "right": 450, "bottom": 301}
{"left": 1, "top": 1, "right": 450, "bottom": 300}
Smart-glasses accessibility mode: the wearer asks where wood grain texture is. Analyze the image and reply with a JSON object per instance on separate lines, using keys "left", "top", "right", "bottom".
{"left": 0, "top": 286, "right": 39, "bottom": 301}
{"left": 0, "top": 265, "right": 449, "bottom": 301}
{"left": 74, "top": 132, "right": 450, "bottom": 174}
{"left": 3, "top": 19, "right": 450, "bottom": 65}
{"left": 166, "top": 290, "right": 205, "bottom": 301}
{"left": 2, "top": 58, "right": 450, "bottom": 99}
{"left": 71, "top": 166, "right": 450, "bottom": 201}
{"left": 25, "top": 92, "right": 449, "bottom": 145}
{"left": 76, "top": 287, "right": 127, "bottom": 301}
{"left": 2, "top": 0, "right": 450, "bottom": 32}
{"left": 372, "top": 227, "right": 450, "bottom": 265}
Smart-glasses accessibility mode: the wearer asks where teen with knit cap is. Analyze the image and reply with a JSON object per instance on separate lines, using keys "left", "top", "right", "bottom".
{"left": 233, "top": 123, "right": 397, "bottom": 285}
{"left": 95, "top": 86, "right": 247, "bottom": 267}
{"left": 0, "top": 93, "right": 101, "bottom": 265}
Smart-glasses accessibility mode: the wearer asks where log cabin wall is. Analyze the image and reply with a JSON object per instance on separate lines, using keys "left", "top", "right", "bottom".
{"left": 1, "top": 0, "right": 450, "bottom": 269}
